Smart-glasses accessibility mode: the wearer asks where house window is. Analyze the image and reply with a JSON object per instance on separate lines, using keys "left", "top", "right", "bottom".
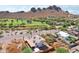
{"left": 33, "top": 40, "right": 35, "bottom": 43}
{"left": 34, "top": 37, "right": 36, "bottom": 39}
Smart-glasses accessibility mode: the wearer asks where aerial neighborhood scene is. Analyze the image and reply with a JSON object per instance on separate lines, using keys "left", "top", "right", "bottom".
{"left": 0, "top": 5, "right": 79, "bottom": 53}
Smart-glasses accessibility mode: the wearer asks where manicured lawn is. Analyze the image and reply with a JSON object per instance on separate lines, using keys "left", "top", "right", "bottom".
{"left": 56, "top": 47, "right": 69, "bottom": 53}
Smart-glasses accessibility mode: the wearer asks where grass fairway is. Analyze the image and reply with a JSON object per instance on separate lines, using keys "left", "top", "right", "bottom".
{"left": 0, "top": 18, "right": 51, "bottom": 30}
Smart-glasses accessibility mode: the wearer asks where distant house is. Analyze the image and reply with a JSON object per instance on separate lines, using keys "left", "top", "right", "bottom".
{"left": 57, "top": 31, "right": 70, "bottom": 39}
{"left": 68, "top": 27, "right": 79, "bottom": 36}
{"left": 57, "top": 31, "right": 78, "bottom": 44}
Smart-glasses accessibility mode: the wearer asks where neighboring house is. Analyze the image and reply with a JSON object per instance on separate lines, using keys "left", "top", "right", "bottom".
{"left": 24, "top": 35, "right": 49, "bottom": 52}
{"left": 70, "top": 45, "right": 79, "bottom": 53}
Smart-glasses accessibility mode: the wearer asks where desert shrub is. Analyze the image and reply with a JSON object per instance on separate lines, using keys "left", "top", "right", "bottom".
{"left": 0, "top": 31, "right": 3, "bottom": 35}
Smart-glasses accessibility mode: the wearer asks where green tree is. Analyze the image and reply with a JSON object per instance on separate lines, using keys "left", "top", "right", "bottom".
{"left": 27, "top": 20, "right": 32, "bottom": 24}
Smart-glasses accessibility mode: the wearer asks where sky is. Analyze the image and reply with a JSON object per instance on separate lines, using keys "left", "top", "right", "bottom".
{"left": 0, "top": 5, "right": 79, "bottom": 14}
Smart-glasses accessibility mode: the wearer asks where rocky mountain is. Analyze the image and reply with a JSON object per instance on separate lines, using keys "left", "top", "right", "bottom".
{"left": 0, "top": 5, "right": 76, "bottom": 19}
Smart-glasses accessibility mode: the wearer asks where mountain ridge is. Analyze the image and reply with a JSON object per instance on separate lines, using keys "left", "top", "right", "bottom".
{"left": 0, "top": 5, "right": 76, "bottom": 19}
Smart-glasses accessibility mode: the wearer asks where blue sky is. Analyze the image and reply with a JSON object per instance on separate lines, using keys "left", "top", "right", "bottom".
{"left": 58, "top": 5, "right": 79, "bottom": 15}
{"left": 0, "top": 5, "right": 79, "bottom": 14}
